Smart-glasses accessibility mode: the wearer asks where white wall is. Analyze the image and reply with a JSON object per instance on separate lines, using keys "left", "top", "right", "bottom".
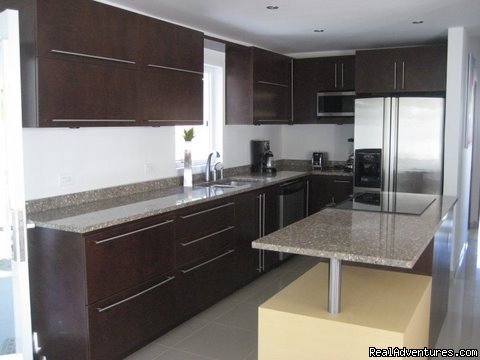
{"left": 444, "top": 27, "right": 480, "bottom": 272}
{"left": 23, "top": 127, "right": 177, "bottom": 199}
{"left": 281, "top": 124, "right": 354, "bottom": 162}
{"left": 223, "top": 125, "right": 282, "bottom": 168}
{"left": 22, "top": 123, "right": 350, "bottom": 200}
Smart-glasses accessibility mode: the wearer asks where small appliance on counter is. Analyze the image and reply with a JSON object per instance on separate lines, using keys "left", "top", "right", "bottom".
{"left": 344, "top": 138, "right": 354, "bottom": 172}
{"left": 312, "top": 152, "right": 325, "bottom": 170}
{"left": 251, "top": 140, "right": 276, "bottom": 174}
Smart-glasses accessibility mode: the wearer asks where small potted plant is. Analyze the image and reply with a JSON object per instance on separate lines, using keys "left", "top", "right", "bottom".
{"left": 183, "top": 128, "right": 195, "bottom": 188}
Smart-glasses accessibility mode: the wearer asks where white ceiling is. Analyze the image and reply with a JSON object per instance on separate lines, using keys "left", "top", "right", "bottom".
{"left": 100, "top": 0, "right": 480, "bottom": 55}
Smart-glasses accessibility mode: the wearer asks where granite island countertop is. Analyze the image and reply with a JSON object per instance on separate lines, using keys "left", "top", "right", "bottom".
{"left": 27, "top": 171, "right": 309, "bottom": 233}
{"left": 252, "top": 194, "right": 457, "bottom": 268}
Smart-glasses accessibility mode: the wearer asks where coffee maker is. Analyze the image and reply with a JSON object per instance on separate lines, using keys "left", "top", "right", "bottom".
{"left": 251, "top": 140, "right": 276, "bottom": 174}
{"left": 312, "top": 152, "right": 325, "bottom": 170}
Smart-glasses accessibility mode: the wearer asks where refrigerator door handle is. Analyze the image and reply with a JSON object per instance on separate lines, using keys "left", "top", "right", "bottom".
{"left": 382, "top": 98, "right": 391, "bottom": 193}
{"left": 390, "top": 98, "right": 400, "bottom": 194}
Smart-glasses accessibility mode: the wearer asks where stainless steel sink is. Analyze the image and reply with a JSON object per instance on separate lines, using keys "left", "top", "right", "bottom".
{"left": 196, "top": 178, "right": 263, "bottom": 189}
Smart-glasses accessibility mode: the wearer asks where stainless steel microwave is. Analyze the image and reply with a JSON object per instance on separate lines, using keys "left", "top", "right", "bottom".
{"left": 316, "top": 91, "right": 355, "bottom": 117}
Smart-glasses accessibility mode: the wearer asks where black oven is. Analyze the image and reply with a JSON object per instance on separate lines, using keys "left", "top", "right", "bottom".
{"left": 354, "top": 149, "right": 381, "bottom": 189}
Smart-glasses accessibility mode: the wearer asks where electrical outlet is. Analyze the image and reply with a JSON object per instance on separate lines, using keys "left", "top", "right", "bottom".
{"left": 144, "top": 163, "right": 154, "bottom": 175}
{"left": 58, "top": 173, "right": 74, "bottom": 186}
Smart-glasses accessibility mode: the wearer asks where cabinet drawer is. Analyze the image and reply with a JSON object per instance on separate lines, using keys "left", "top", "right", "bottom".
{"left": 176, "top": 200, "right": 235, "bottom": 241}
{"left": 176, "top": 225, "right": 235, "bottom": 267}
{"left": 177, "top": 249, "right": 236, "bottom": 320}
{"left": 85, "top": 214, "right": 175, "bottom": 304}
{"left": 88, "top": 275, "right": 176, "bottom": 360}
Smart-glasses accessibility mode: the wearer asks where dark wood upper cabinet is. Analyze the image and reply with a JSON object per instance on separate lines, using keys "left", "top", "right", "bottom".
{"left": 253, "top": 47, "right": 291, "bottom": 86}
{"left": 225, "top": 43, "right": 254, "bottom": 125}
{"left": 139, "top": 16, "right": 204, "bottom": 73}
{"left": 355, "top": 45, "right": 447, "bottom": 94}
{"left": 308, "top": 56, "right": 355, "bottom": 92}
{"left": 37, "top": 57, "right": 138, "bottom": 127}
{"left": 37, "top": 0, "right": 140, "bottom": 64}
{"left": 293, "top": 55, "right": 355, "bottom": 124}
{"left": 225, "top": 44, "right": 292, "bottom": 125}
{"left": 139, "top": 68, "right": 203, "bottom": 126}
{"left": 23, "top": 0, "right": 204, "bottom": 127}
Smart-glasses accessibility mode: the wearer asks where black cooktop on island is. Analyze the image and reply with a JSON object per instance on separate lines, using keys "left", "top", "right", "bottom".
{"left": 335, "top": 191, "right": 436, "bottom": 215}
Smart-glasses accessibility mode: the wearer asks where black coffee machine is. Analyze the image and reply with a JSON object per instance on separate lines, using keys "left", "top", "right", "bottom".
{"left": 251, "top": 140, "right": 276, "bottom": 174}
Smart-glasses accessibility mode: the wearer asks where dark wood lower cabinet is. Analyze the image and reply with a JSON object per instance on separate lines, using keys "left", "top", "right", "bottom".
{"left": 88, "top": 274, "right": 176, "bottom": 359}
{"left": 309, "top": 175, "right": 353, "bottom": 214}
{"left": 176, "top": 249, "right": 237, "bottom": 320}
{"left": 28, "top": 213, "right": 177, "bottom": 360}
{"left": 27, "top": 181, "right": 304, "bottom": 359}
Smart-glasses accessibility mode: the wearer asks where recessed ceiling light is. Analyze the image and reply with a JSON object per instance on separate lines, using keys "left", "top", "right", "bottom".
{"left": 266, "top": 5, "right": 279, "bottom": 10}
{"left": 314, "top": 29, "right": 325, "bottom": 33}
{"left": 412, "top": 20, "right": 424, "bottom": 24}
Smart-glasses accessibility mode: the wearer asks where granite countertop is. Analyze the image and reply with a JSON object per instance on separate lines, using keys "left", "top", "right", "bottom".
{"left": 27, "top": 171, "right": 309, "bottom": 234}
{"left": 252, "top": 194, "right": 457, "bottom": 268}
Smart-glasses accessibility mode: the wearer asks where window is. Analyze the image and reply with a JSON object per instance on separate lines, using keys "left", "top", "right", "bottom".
{"left": 175, "top": 48, "right": 224, "bottom": 170}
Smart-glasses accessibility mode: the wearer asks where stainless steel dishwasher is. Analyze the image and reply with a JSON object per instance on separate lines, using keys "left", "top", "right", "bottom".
{"left": 278, "top": 178, "right": 308, "bottom": 260}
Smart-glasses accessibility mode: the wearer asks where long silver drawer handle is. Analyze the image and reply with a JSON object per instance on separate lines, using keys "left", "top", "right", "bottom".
{"left": 147, "top": 64, "right": 203, "bottom": 75}
{"left": 256, "top": 119, "right": 290, "bottom": 123}
{"left": 256, "top": 80, "right": 289, "bottom": 88}
{"left": 181, "top": 249, "right": 235, "bottom": 274}
{"left": 180, "top": 202, "right": 234, "bottom": 219}
{"left": 96, "top": 276, "right": 175, "bottom": 313}
{"left": 180, "top": 226, "right": 235, "bottom": 247}
{"left": 333, "top": 180, "right": 351, "bottom": 184}
{"left": 51, "top": 119, "right": 136, "bottom": 123}
{"left": 50, "top": 49, "right": 136, "bottom": 64}
{"left": 94, "top": 219, "right": 173, "bottom": 245}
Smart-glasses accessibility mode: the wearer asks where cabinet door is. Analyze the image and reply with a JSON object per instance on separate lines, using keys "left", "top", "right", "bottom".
{"left": 37, "top": 57, "right": 138, "bottom": 127}
{"left": 293, "top": 58, "right": 318, "bottom": 123}
{"left": 331, "top": 177, "right": 353, "bottom": 204}
{"left": 309, "top": 176, "right": 333, "bottom": 214}
{"left": 88, "top": 275, "right": 176, "bottom": 360}
{"left": 400, "top": 45, "right": 447, "bottom": 92}
{"left": 37, "top": 0, "right": 139, "bottom": 64}
{"left": 176, "top": 249, "right": 237, "bottom": 320}
{"left": 262, "top": 186, "right": 281, "bottom": 271}
{"left": 139, "top": 68, "right": 203, "bottom": 125}
{"left": 339, "top": 56, "right": 355, "bottom": 90}
{"left": 253, "top": 47, "right": 291, "bottom": 86}
{"left": 356, "top": 46, "right": 446, "bottom": 94}
{"left": 139, "top": 16, "right": 203, "bottom": 72}
{"left": 85, "top": 214, "right": 175, "bottom": 304}
{"left": 225, "top": 43, "right": 254, "bottom": 125}
{"left": 355, "top": 49, "right": 399, "bottom": 94}
{"left": 234, "top": 191, "right": 262, "bottom": 285}
{"left": 253, "top": 82, "right": 292, "bottom": 124}
{"left": 263, "top": 186, "right": 280, "bottom": 236}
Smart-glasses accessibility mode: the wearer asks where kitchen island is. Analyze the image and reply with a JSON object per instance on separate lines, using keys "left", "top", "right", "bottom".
{"left": 252, "top": 193, "right": 456, "bottom": 358}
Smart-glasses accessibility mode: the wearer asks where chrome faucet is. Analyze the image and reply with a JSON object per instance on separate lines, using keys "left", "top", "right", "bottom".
{"left": 205, "top": 151, "right": 220, "bottom": 182}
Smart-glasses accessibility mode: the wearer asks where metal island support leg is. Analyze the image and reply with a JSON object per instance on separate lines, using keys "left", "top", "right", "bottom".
{"left": 328, "top": 258, "right": 342, "bottom": 314}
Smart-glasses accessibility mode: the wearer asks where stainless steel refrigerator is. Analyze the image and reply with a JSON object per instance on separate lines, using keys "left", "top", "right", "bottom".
{"left": 354, "top": 97, "right": 444, "bottom": 195}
